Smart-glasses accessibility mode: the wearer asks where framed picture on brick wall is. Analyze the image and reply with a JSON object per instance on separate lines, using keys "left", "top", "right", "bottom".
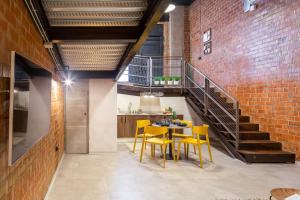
{"left": 203, "top": 29, "right": 211, "bottom": 43}
{"left": 204, "top": 41, "right": 212, "bottom": 55}
{"left": 203, "top": 29, "right": 212, "bottom": 55}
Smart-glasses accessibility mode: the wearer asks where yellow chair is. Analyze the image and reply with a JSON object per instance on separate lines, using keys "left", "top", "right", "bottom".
{"left": 172, "top": 120, "right": 196, "bottom": 156}
{"left": 140, "top": 126, "right": 175, "bottom": 168}
{"left": 132, "top": 120, "right": 152, "bottom": 153}
{"left": 177, "top": 125, "right": 213, "bottom": 168}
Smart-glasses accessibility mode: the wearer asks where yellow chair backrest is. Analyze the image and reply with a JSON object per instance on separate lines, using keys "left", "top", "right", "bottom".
{"left": 180, "top": 120, "right": 193, "bottom": 128}
{"left": 192, "top": 125, "right": 209, "bottom": 140}
{"left": 144, "top": 126, "right": 168, "bottom": 137}
{"left": 136, "top": 120, "right": 151, "bottom": 129}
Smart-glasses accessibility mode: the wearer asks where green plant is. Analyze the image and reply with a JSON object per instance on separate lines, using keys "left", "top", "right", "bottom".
{"left": 161, "top": 77, "right": 166, "bottom": 81}
{"left": 173, "top": 76, "right": 181, "bottom": 81}
{"left": 153, "top": 76, "right": 161, "bottom": 81}
{"left": 171, "top": 111, "right": 177, "bottom": 120}
{"left": 165, "top": 77, "right": 171, "bottom": 81}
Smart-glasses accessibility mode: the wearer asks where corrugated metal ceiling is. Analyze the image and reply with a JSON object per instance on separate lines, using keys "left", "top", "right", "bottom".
{"left": 41, "top": 0, "right": 147, "bottom": 71}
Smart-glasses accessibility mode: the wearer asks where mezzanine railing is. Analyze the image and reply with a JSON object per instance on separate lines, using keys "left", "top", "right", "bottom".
{"left": 120, "top": 55, "right": 184, "bottom": 87}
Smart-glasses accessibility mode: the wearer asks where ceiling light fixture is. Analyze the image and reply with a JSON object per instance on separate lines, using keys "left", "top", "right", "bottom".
{"left": 165, "top": 4, "right": 176, "bottom": 13}
{"left": 141, "top": 91, "right": 164, "bottom": 97}
{"left": 64, "top": 78, "right": 73, "bottom": 86}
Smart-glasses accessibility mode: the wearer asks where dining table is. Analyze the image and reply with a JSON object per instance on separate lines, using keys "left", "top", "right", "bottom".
{"left": 152, "top": 122, "right": 189, "bottom": 160}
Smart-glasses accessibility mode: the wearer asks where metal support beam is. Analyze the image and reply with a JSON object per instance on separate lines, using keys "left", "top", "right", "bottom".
{"left": 115, "top": 0, "right": 170, "bottom": 80}
{"left": 67, "top": 70, "right": 117, "bottom": 79}
{"left": 48, "top": 27, "right": 143, "bottom": 41}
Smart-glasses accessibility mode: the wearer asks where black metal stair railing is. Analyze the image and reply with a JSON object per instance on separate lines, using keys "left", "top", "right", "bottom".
{"left": 184, "top": 62, "right": 240, "bottom": 148}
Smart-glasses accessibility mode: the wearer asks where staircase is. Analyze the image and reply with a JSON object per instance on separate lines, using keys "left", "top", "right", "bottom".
{"left": 184, "top": 63, "right": 296, "bottom": 163}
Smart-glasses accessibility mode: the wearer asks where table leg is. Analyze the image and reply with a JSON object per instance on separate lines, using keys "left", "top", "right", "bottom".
{"left": 168, "top": 129, "right": 173, "bottom": 159}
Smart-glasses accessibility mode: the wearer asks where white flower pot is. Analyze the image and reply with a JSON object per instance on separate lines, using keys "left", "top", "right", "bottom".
{"left": 167, "top": 80, "right": 173, "bottom": 85}
{"left": 160, "top": 80, "right": 165, "bottom": 85}
{"left": 154, "top": 81, "right": 160, "bottom": 85}
{"left": 173, "top": 80, "right": 179, "bottom": 85}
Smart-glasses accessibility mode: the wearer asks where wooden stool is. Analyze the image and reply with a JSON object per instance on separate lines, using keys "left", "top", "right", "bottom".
{"left": 270, "top": 188, "right": 300, "bottom": 200}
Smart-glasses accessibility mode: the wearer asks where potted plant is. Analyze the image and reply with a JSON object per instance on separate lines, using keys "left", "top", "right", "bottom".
{"left": 166, "top": 77, "right": 173, "bottom": 85}
{"left": 173, "top": 76, "right": 181, "bottom": 85}
{"left": 160, "top": 77, "right": 166, "bottom": 85}
{"left": 153, "top": 77, "right": 160, "bottom": 85}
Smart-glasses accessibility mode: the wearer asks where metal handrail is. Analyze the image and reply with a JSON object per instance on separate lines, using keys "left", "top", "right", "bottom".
{"left": 122, "top": 55, "right": 184, "bottom": 87}
{"left": 186, "top": 63, "right": 238, "bottom": 103}
{"left": 185, "top": 62, "right": 240, "bottom": 147}
{"left": 185, "top": 75, "right": 236, "bottom": 122}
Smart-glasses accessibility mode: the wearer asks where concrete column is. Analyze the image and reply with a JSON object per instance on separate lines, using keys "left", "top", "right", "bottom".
{"left": 169, "top": 6, "right": 185, "bottom": 58}
{"left": 169, "top": 6, "right": 185, "bottom": 76}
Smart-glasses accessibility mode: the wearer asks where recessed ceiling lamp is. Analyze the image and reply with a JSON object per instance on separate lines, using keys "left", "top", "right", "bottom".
{"left": 165, "top": 4, "right": 176, "bottom": 13}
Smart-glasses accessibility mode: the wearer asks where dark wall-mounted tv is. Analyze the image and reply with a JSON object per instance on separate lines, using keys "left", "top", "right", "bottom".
{"left": 8, "top": 52, "right": 52, "bottom": 165}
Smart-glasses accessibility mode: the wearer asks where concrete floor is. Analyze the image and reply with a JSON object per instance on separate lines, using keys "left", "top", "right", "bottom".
{"left": 45, "top": 143, "right": 300, "bottom": 200}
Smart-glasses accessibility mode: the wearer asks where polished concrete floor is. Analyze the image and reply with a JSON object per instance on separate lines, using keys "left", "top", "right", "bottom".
{"left": 46, "top": 143, "right": 300, "bottom": 200}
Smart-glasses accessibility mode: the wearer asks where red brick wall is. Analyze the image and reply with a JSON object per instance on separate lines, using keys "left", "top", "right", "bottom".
{"left": 0, "top": 0, "right": 65, "bottom": 199}
{"left": 184, "top": 7, "right": 190, "bottom": 62}
{"left": 189, "top": 0, "right": 300, "bottom": 159}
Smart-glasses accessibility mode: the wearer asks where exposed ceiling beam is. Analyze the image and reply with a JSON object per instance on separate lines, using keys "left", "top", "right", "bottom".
{"left": 171, "top": 0, "right": 194, "bottom": 5}
{"left": 67, "top": 70, "right": 117, "bottom": 79}
{"left": 47, "top": 27, "right": 142, "bottom": 41}
{"left": 115, "top": 0, "right": 170, "bottom": 80}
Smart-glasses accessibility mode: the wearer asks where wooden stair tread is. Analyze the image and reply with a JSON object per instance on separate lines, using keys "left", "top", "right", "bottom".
{"left": 239, "top": 140, "right": 280, "bottom": 144}
{"left": 238, "top": 150, "right": 294, "bottom": 155}
{"left": 239, "top": 131, "right": 268, "bottom": 134}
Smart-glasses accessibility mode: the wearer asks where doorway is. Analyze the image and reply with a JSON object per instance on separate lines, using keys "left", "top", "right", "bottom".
{"left": 65, "top": 79, "right": 89, "bottom": 153}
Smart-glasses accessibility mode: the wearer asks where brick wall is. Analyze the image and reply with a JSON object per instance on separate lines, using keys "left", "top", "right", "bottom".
{"left": 183, "top": 7, "right": 190, "bottom": 62}
{"left": 0, "top": 0, "right": 65, "bottom": 199}
{"left": 189, "top": 0, "right": 300, "bottom": 159}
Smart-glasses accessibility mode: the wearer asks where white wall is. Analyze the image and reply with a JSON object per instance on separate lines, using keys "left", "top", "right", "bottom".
{"left": 89, "top": 79, "right": 117, "bottom": 153}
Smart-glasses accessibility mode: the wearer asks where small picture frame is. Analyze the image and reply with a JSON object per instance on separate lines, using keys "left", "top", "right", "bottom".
{"left": 203, "top": 41, "right": 212, "bottom": 55}
{"left": 203, "top": 28, "right": 212, "bottom": 55}
{"left": 203, "top": 29, "right": 211, "bottom": 43}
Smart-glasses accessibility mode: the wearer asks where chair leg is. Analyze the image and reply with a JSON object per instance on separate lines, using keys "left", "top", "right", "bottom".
{"left": 184, "top": 144, "right": 187, "bottom": 159}
{"left": 153, "top": 144, "right": 156, "bottom": 158}
{"left": 150, "top": 144, "right": 153, "bottom": 158}
{"left": 186, "top": 144, "right": 190, "bottom": 159}
{"left": 207, "top": 143, "right": 213, "bottom": 162}
{"left": 140, "top": 140, "right": 145, "bottom": 162}
{"left": 160, "top": 145, "right": 163, "bottom": 156}
{"left": 162, "top": 144, "right": 166, "bottom": 168}
{"left": 171, "top": 143, "right": 176, "bottom": 161}
{"left": 133, "top": 136, "right": 138, "bottom": 153}
{"left": 197, "top": 144, "right": 203, "bottom": 168}
{"left": 193, "top": 144, "right": 196, "bottom": 154}
{"left": 177, "top": 142, "right": 181, "bottom": 161}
